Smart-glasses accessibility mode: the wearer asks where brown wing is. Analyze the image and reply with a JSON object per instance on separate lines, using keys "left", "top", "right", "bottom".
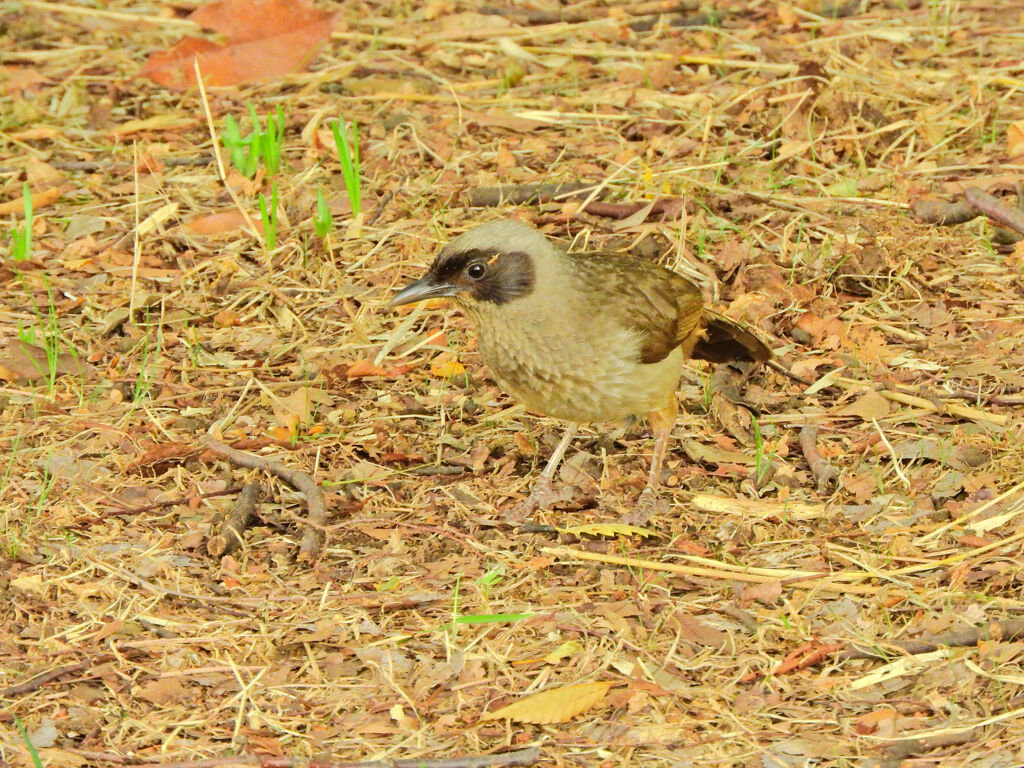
{"left": 692, "top": 308, "right": 772, "bottom": 364}
{"left": 574, "top": 254, "right": 704, "bottom": 364}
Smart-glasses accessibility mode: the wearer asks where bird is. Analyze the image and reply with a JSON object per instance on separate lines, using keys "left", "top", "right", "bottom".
{"left": 388, "top": 219, "right": 771, "bottom": 522}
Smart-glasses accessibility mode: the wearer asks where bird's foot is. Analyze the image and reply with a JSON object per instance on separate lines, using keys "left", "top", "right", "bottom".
{"left": 627, "top": 487, "right": 669, "bottom": 526}
{"left": 506, "top": 478, "right": 576, "bottom": 523}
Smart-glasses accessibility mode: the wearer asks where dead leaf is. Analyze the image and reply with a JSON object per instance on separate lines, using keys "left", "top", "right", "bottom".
{"left": 135, "top": 677, "right": 187, "bottom": 705}
{"left": 128, "top": 442, "right": 199, "bottom": 474}
{"left": 543, "top": 641, "right": 583, "bottom": 664}
{"left": 837, "top": 390, "right": 891, "bottom": 420}
{"left": 0, "top": 341, "right": 96, "bottom": 382}
{"left": 430, "top": 359, "right": 466, "bottom": 378}
{"left": 480, "top": 681, "right": 613, "bottom": 724}
{"left": 214, "top": 309, "right": 243, "bottom": 327}
{"left": 853, "top": 707, "right": 898, "bottom": 735}
{"left": 346, "top": 360, "right": 415, "bottom": 379}
{"left": 113, "top": 114, "right": 197, "bottom": 136}
{"left": 738, "top": 580, "right": 783, "bottom": 605}
{"left": 183, "top": 210, "right": 261, "bottom": 236}
{"left": 139, "top": 0, "right": 337, "bottom": 89}
{"left": 0, "top": 186, "right": 61, "bottom": 216}
{"left": 672, "top": 612, "right": 729, "bottom": 649}
{"left": 1007, "top": 120, "right": 1024, "bottom": 158}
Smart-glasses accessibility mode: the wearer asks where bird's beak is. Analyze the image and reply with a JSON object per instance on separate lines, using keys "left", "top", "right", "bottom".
{"left": 387, "top": 276, "right": 457, "bottom": 308}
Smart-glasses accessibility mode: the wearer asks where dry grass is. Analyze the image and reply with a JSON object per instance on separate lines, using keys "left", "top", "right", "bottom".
{"left": 2, "top": 2, "right": 1024, "bottom": 767}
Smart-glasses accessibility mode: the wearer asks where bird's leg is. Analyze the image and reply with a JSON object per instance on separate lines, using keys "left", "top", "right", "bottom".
{"left": 507, "top": 423, "right": 579, "bottom": 522}
{"left": 633, "top": 400, "right": 678, "bottom": 524}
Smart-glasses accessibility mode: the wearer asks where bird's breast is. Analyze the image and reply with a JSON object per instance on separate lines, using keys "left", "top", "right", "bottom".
{"left": 468, "top": 305, "right": 683, "bottom": 423}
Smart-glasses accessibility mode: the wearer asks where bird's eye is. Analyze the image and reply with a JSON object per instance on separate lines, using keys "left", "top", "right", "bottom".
{"left": 466, "top": 263, "right": 486, "bottom": 280}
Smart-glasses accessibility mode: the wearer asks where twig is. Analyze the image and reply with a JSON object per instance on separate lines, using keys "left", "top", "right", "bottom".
{"left": 542, "top": 545, "right": 883, "bottom": 595}
{"left": 739, "top": 640, "right": 845, "bottom": 683}
{"left": 1, "top": 660, "right": 90, "bottom": 698}
{"left": 840, "top": 618, "right": 1024, "bottom": 661}
{"left": 797, "top": 425, "right": 839, "bottom": 494}
{"left": 123, "top": 747, "right": 541, "bottom": 768}
{"left": 833, "top": 376, "right": 1009, "bottom": 426}
{"left": 767, "top": 358, "right": 813, "bottom": 385}
{"left": 73, "top": 486, "right": 244, "bottom": 526}
{"left": 206, "top": 482, "right": 262, "bottom": 557}
{"left": 199, "top": 436, "right": 327, "bottom": 562}
{"left": 466, "top": 182, "right": 600, "bottom": 207}
{"left": 964, "top": 186, "right": 1024, "bottom": 235}
{"left": 582, "top": 197, "right": 688, "bottom": 221}
{"left": 874, "top": 731, "right": 976, "bottom": 768}
{"left": 911, "top": 187, "right": 1024, "bottom": 238}
{"left": 910, "top": 198, "right": 979, "bottom": 226}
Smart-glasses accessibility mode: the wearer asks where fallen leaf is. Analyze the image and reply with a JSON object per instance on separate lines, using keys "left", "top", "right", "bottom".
{"left": 543, "top": 641, "right": 583, "bottom": 664}
{"left": 481, "top": 681, "right": 613, "bottom": 724}
{"left": 0, "top": 186, "right": 61, "bottom": 216}
{"left": 853, "top": 707, "right": 898, "bottom": 735}
{"left": 184, "top": 210, "right": 260, "bottom": 236}
{"left": 430, "top": 359, "right": 466, "bottom": 378}
{"left": 113, "top": 114, "right": 197, "bottom": 136}
{"left": 1007, "top": 120, "right": 1024, "bottom": 158}
{"left": 346, "top": 360, "right": 415, "bottom": 378}
{"left": 738, "top": 580, "right": 783, "bottom": 605}
{"left": 214, "top": 309, "right": 243, "bottom": 327}
{"left": 0, "top": 341, "right": 96, "bottom": 382}
{"left": 837, "top": 390, "right": 890, "bottom": 421}
{"left": 135, "top": 677, "right": 187, "bottom": 705}
{"left": 671, "top": 612, "right": 729, "bottom": 649}
{"left": 139, "top": 0, "right": 337, "bottom": 89}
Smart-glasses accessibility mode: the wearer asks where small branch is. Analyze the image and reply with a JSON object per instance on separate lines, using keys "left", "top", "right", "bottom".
{"left": 874, "top": 731, "right": 976, "bottom": 768}
{"left": 124, "top": 747, "right": 541, "bottom": 768}
{"left": 74, "top": 486, "right": 243, "bottom": 527}
{"left": 739, "top": 640, "right": 845, "bottom": 683}
{"left": 912, "top": 186, "right": 1024, "bottom": 238}
{"left": 964, "top": 186, "right": 1024, "bottom": 235}
{"left": 466, "top": 182, "right": 599, "bottom": 207}
{"left": 1, "top": 660, "right": 90, "bottom": 698}
{"left": 798, "top": 425, "right": 839, "bottom": 494}
{"left": 206, "top": 483, "right": 262, "bottom": 557}
{"left": 910, "top": 198, "right": 978, "bottom": 226}
{"left": 841, "top": 618, "right": 1024, "bottom": 661}
{"left": 582, "top": 197, "right": 688, "bottom": 221}
{"left": 200, "top": 437, "right": 327, "bottom": 562}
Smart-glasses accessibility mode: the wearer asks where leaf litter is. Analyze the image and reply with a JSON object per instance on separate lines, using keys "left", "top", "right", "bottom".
{"left": 1, "top": 2, "right": 1024, "bottom": 768}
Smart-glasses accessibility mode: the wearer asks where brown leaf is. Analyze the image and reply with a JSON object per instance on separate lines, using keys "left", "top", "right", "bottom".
{"left": 837, "top": 390, "right": 891, "bottom": 421}
{"left": 128, "top": 442, "right": 199, "bottom": 475}
{"left": 0, "top": 341, "right": 96, "bottom": 382}
{"left": 671, "top": 612, "right": 729, "bottom": 649}
{"left": 135, "top": 677, "right": 187, "bottom": 705}
{"left": 853, "top": 707, "right": 898, "bottom": 735}
{"left": 139, "top": 0, "right": 336, "bottom": 89}
{"left": 213, "top": 309, "right": 243, "bottom": 327}
{"left": 345, "top": 360, "right": 415, "bottom": 379}
{"left": 184, "top": 211, "right": 261, "bottom": 236}
{"left": 0, "top": 186, "right": 61, "bottom": 217}
{"left": 481, "top": 681, "right": 613, "bottom": 724}
{"left": 738, "top": 580, "right": 783, "bottom": 606}
{"left": 1007, "top": 120, "right": 1024, "bottom": 158}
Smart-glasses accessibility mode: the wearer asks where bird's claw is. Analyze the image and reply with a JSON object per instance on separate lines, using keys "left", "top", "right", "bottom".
{"left": 506, "top": 478, "right": 575, "bottom": 523}
{"left": 627, "top": 487, "right": 668, "bottom": 526}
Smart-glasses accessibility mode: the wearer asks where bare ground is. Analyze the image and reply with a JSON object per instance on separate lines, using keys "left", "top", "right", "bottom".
{"left": 2, "top": 2, "right": 1024, "bottom": 768}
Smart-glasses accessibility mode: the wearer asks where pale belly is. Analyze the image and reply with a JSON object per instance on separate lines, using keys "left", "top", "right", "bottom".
{"left": 478, "top": 329, "right": 683, "bottom": 423}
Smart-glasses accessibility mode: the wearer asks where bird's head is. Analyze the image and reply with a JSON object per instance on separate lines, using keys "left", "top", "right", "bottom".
{"left": 388, "top": 220, "right": 548, "bottom": 310}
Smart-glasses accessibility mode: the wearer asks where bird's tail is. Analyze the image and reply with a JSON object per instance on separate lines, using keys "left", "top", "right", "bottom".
{"left": 693, "top": 309, "right": 772, "bottom": 365}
